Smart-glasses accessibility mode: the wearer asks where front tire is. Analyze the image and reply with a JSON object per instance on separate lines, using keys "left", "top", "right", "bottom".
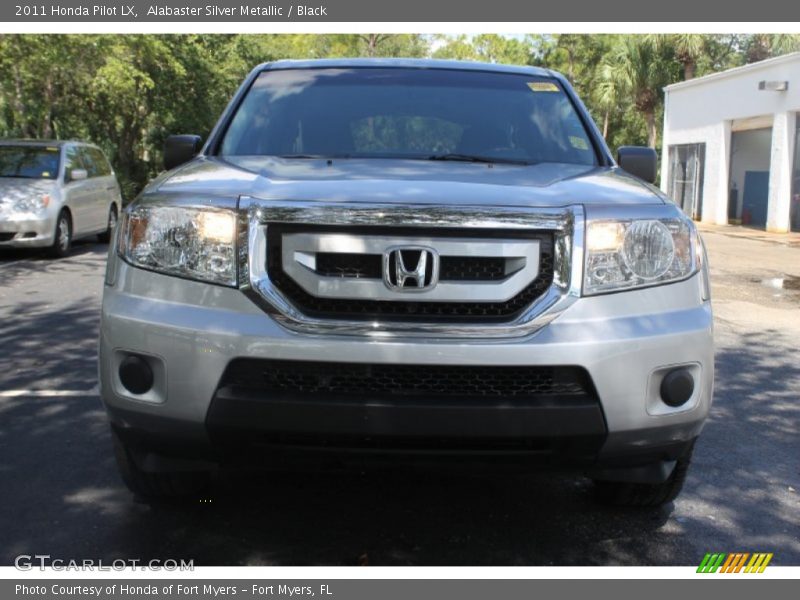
{"left": 48, "top": 210, "right": 72, "bottom": 258}
{"left": 97, "top": 205, "right": 118, "bottom": 244}
{"left": 592, "top": 442, "right": 695, "bottom": 507}
{"left": 112, "top": 429, "right": 211, "bottom": 502}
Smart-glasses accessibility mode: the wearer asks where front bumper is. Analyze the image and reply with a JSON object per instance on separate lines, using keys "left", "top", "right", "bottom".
{"left": 100, "top": 258, "right": 714, "bottom": 473}
{"left": 0, "top": 213, "right": 56, "bottom": 247}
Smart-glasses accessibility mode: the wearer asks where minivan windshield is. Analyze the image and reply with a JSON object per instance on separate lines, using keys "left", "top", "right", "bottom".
{"left": 0, "top": 145, "right": 60, "bottom": 179}
{"left": 219, "top": 68, "right": 598, "bottom": 166}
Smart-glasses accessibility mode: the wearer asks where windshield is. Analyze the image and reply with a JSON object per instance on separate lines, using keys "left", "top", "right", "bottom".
{"left": 0, "top": 145, "right": 60, "bottom": 179}
{"left": 219, "top": 68, "right": 598, "bottom": 166}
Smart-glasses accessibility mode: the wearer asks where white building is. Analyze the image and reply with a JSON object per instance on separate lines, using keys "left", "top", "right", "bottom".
{"left": 660, "top": 52, "right": 800, "bottom": 232}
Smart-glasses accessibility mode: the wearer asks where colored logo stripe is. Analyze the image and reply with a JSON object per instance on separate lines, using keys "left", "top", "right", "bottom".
{"left": 745, "top": 553, "right": 773, "bottom": 573}
{"left": 697, "top": 553, "right": 773, "bottom": 573}
{"left": 697, "top": 553, "right": 726, "bottom": 573}
{"left": 721, "top": 553, "right": 749, "bottom": 573}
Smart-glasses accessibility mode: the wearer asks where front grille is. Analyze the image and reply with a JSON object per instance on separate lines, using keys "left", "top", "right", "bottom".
{"left": 314, "top": 253, "right": 508, "bottom": 282}
{"left": 440, "top": 256, "right": 507, "bottom": 281}
{"left": 219, "top": 359, "right": 594, "bottom": 400}
{"left": 316, "top": 253, "right": 382, "bottom": 278}
{"left": 267, "top": 225, "right": 555, "bottom": 322}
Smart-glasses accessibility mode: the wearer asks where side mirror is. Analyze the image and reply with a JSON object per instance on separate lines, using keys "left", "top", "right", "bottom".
{"left": 164, "top": 135, "right": 203, "bottom": 171}
{"left": 69, "top": 168, "right": 88, "bottom": 182}
{"left": 617, "top": 146, "right": 658, "bottom": 184}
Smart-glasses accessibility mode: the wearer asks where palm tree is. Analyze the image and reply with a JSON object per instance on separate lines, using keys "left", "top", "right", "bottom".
{"left": 593, "top": 64, "right": 619, "bottom": 140}
{"left": 669, "top": 34, "right": 705, "bottom": 80}
{"left": 745, "top": 34, "right": 800, "bottom": 63}
{"left": 599, "top": 37, "right": 676, "bottom": 148}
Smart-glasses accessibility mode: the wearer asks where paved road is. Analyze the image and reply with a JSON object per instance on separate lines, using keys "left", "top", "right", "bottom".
{"left": 0, "top": 231, "right": 798, "bottom": 567}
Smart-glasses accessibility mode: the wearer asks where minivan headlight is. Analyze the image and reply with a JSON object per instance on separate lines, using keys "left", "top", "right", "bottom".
{"left": 13, "top": 194, "right": 50, "bottom": 215}
{"left": 584, "top": 218, "right": 697, "bottom": 295}
{"left": 119, "top": 204, "right": 237, "bottom": 286}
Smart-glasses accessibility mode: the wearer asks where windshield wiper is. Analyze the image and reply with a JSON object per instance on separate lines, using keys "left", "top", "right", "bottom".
{"left": 275, "top": 153, "right": 533, "bottom": 165}
{"left": 277, "top": 154, "right": 350, "bottom": 159}
{"left": 426, "top": 153, "right": 532, "bottom": 166}
{"left": 0, "top": 174, "right": 37, "bottom": 178}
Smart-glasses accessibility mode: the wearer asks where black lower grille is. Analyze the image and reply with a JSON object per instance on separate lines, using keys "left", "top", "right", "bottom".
{"left": 219, "top": 359, "right": 595, "bottom": 400}
{"left": 0, "top": 233, "right": 15, "bottom": 242}
{"left": 267, "top": 224, "right": 555, "bottom": 322}
{"left": 208, "top": 359, "right": 605, "bottom": 456}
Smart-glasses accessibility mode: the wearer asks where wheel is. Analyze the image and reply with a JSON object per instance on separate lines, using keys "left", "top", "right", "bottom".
{"left": 592, "top": 442, "right": 695, "bottom": 507}
{"left": 111, "top": 428, "right": 211, "bottom": 501}
{"left": 97, "top": 205, "right": 118, "bottom": 243}
{"left": 48, "top": 210, "right": 72, "bottom": 258}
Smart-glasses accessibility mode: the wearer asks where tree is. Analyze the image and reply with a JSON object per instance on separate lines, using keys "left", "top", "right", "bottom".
{"left": 432, "top": 34, "right": 533, "bottom": 65}
{"left": 2, "top": 33, "right": 797, "bottom": 200}
{"left": 317, "top": 34, "right": 428, "bottom": 58}
{"left": 598, "top": 37, "right": 678, "bottom": 148}
{"left": 0, "top": 35, "right": 99, "bottom": 139}
{"left": 744, "top": 34, "right": 800, "bottom": 63}
{"left": 431, "top": 35, "right": 479, "bottom": 60}
{"left": 654, "top": 34, "right": 705, "bottom": 80}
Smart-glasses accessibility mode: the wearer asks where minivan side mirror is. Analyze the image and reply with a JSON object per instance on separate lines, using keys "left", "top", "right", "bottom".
{"left": 617, "top": 146, "right": 658, "bottom": 184}
{"left": 164, "top": 135, "right": 203, "bottom": 171}
{"left": 69, "top": 168, "right": 88, "bottom": 182}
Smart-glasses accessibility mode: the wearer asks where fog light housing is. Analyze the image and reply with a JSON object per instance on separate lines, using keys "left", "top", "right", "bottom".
{"left": 660, "top": 369, "right": 694, "bottom": 407}
{"left": 118, "top": 355, "right": 154, "bottom": 395}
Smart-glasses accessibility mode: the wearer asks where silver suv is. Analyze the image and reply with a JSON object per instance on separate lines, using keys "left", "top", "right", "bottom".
{"left": 100, "top": 60, "right": 713, "bottom": 506}
{"left": 0, "top": 140, "right": 122, "bottom": 256}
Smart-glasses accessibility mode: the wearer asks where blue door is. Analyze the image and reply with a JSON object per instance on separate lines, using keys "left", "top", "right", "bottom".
{"left": 742, "top": 171, "right": 770, "bottom": 228}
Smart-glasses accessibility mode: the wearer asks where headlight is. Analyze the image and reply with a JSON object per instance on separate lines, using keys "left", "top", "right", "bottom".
{"left": 13, "top": 194, "right": 50, "bottom": 215}
{"left": 584, "top": 218, "right": 697, "bottom": 295}
{"left": 119, "top": 204, "right": 237, "bottom": 286}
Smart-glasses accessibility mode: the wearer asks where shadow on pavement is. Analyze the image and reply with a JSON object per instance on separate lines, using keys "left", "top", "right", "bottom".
{"left": 682, "top": 327, "right": 800, "bottom": 564}
{"left": 0, "top": 298, "right": 100, "bottom": 390}
{"left": 0, "top": 242, "right": 106, "bottom": 288}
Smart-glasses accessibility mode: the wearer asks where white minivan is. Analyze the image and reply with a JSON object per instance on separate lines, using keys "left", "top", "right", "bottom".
{"left": 0, "top": 140, "right": 122, "bottom": 257}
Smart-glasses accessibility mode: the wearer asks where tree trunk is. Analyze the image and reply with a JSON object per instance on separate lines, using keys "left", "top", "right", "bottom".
{"left": 41, "top": 76, "right": 54, "bottom": 138}
{"left": 683, "top": 61, "right": 696, "bottom": 80}
{"left": 602, "top": 110, "right": 610, "bottom": 139}
{"left": 645, "top": 109, "right": 658, "bottom": 148}
{"left": 567, "top": 50, "right": 575, "bottom": 83}
{"left": 360, "top": 34, "right": 386, "bottom": 57}
{"left": 12, "top": 67, "right": 31, "bottom": 137}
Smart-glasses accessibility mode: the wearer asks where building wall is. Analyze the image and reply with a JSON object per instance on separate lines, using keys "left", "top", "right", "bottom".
{"left": 661, "top": 53, "right": 800, "bottom": 232}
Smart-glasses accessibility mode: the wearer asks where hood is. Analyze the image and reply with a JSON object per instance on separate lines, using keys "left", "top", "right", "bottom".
{"left": 153, "top": 156, "right": 666, "bottom": 208}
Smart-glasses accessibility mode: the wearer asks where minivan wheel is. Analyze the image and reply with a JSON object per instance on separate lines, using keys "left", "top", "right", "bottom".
{"left": 48, "top": 210, "right": 72, "bottom": 258}
{"left": 97, "top": 205, "right": 118, "bottom": 243}
{"left": 592, "top": 442, "right": 695, "bottom": 507}
{"left": 111, "top": 429, "right": 211, "bottom": 501}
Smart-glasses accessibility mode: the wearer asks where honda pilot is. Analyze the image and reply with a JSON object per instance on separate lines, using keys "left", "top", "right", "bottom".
{"left": 100, "top": 59, "right": 713, "bottom": 506}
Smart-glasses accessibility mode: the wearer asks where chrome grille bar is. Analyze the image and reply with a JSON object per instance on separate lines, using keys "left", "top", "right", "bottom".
{"left": 238, "top": 197, "right": 583, "bottom": 339}
{"left": 282, "top": 232, "right": 540, "bottom": 302}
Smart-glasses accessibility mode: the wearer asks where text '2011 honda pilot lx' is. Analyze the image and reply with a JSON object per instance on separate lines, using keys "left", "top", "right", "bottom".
{"left": 100, "top": 59, "right": 713, "bottom": 506}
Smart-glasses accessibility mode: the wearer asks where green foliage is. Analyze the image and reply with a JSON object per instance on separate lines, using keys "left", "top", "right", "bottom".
{"left": 0, "top": 33, "right": 794, "bottom": 199}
